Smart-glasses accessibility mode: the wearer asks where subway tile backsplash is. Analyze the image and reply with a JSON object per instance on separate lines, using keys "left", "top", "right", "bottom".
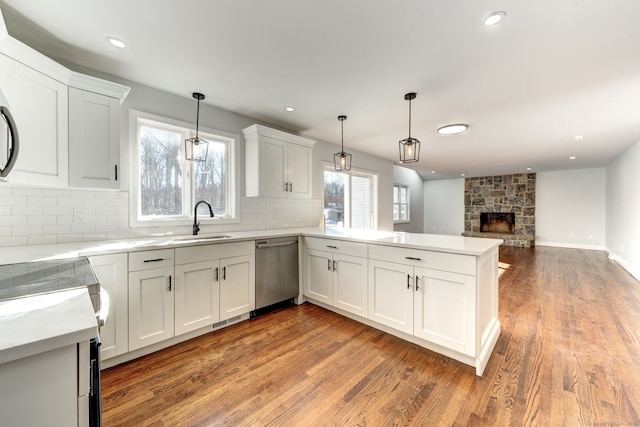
{"left": 0, "top": 185, "right": 323, "bottom": 247}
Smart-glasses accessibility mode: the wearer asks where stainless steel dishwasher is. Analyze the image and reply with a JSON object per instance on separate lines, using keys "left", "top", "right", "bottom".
{"left": 253, "top": 236, "right": 299, "bottom": 317}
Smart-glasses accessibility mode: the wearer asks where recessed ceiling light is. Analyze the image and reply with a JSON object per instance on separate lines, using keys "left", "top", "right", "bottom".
{"left": 285, "top": 106, "right": 295, "bottom": 112}
{"left": 461, "top": 173, "right": 466, "bottom": 177}
{"left": 526, "top": 167, "right": 532, "bottom": 171}
{"left": 106, "top": 37, "right": 126, "bottom": 48}
{"left": 437, "top": 124, "right": 469, "bottom": 135}
{"left": 569, "top": 156, "right": 577, "bottom": 160}
{"left": 574, "top": 135, "right": 584, "bottom": 140}
{"left": 431, "top": 170, "right": 436, "bottom": 174}
{"left": 484, "top": 11, "right": 506, "bottom": 26}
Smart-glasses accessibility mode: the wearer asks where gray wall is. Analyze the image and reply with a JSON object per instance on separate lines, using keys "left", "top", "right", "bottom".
{"left": 606, "top": 140, "right": 640, "bottom": 280}
{"left": 423, "top": 178, "right": 465, "bottom": 235}
{"left": 392, "top": 165, "right": 424, "bottom": 233}
{"left": 536, "top": 168, "right": 606, "bottom": 249}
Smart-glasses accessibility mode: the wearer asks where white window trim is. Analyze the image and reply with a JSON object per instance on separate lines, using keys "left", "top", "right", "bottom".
{"left": 393, "top": 184, "right": 410, "bottom": 224}
{"left": 322, "top": 162, "right": 378, "bottom": 230}
{"left": 129, "top": 109, "right": 239, "bottom": 228}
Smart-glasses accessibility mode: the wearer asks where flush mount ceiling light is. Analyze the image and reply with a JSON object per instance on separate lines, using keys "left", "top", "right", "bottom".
{"left": 184, "top": 92, "right": 209, "bottom": 162}
{"left": 285, "top": 106, "right": 295, "bottom": 112}
{"left": 106, "top": 37, "right": 126, "bottom": 48}
{"left": 484, "top": 11, "right": 506, "bottom": 26}
{"left": 437, "top": 123, "right": 469, "bottom": 135}
{"left": 399, "top": 92, "right": 420, "bottom": 163}
{"left": 334, "top": 115, "right": 352, "bottom": 171}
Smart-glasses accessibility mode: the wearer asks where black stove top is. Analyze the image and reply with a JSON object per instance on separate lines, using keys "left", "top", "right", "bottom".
{"left": 0, "top": 257, "right": 99, "bottom": 303}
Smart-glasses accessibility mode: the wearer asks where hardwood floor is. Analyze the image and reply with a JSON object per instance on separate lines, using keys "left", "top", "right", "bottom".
{"left": 101, "top": 246, "right": 640, "bottom": 426}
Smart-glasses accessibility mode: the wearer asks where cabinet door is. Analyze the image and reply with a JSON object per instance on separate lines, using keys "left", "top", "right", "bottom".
{"left": 89, "top": 253, "right": 128, "bottom": 360}
{"left": 0, "top": 54, "right": 68, "bottom": 186}
{"left": 303, "top": 249, "right": 333, "bottom": 305}
{"left": 174, "top": 260, "right": 220, "bottom": 335}
{"left": 413, "top": 267, "right": 476, "bottom": 356}
{"left": 128, "top": 266, "right": 174, "bottom": 350}
{"left": 220, "top": 255, "right": 255, "bottom": 320}
{"left": 333, "top": 254, "right": 368, "bottom": 317}
{"left": 368, "top": 260, "right": 414, "bottom": 334}
{"left": 68, "top": 88, "right": 120, "bottom": 189}
{"left": 258, "top": 135, "right": 287, "bottom": 198}
{"left": 286, "top": 142, "right": 312, "bottom": 198}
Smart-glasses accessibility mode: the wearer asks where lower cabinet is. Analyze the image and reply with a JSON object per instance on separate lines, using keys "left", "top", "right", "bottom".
{"left": 174, "top": 260, "right": 220, "bottom": 335}
{"left": 368, "top": 259, "right": 414, "bottom": 334}
{"left": 174, "top": 241, "right": 255, "bottom": 334}
{"left": 368, "top": 245, "right": 478, "bottom": 357}
{"left": 303, "top": 237, "right": 368, "bottom": 317}
{"left": 127, "top": 249, "right": 175, "bottom": 351}
{"left": 219, "top": 254, "right": 255, "bottom": 320}
{"left": 413, "top": 268, "right": 476, "bottom": 356}
{"left": 89, "top": 253, "right": 128, "bottom": 360}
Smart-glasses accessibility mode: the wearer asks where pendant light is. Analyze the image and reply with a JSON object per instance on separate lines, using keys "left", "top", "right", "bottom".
{"left": 185, "top": 92, "right": 209, "bottom": 162}
{"left": 399, "top": 92, "right": 420, "bottom": 163}
{"left": 333, "top": 115, "right": 352, "bottom": 171}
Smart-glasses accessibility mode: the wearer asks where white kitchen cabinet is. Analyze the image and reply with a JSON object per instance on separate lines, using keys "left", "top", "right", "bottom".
{"left": 175, "top": 241, "right": 255, "bottom": 330}
{"left": 174, "top": 260, "right": 220, "bottom": 335}
{"left": 368, "top": 259, "right": 415, "bottom": 334}
{"left": 89, "top": 253, "right": 128, "bottom": 360}
{"left": 243, "top": 124, "right": 315, "bottom": 198}
{"left": 128, "top": 249, "right": 175, "bottom": 351}
{"left": 68, "top": 87, "right": 121, "bottom": 189}
{"left": 413, "top": 267, "right": 476, "bottom": 356}
{"left": 0, "top": 52, "right": 68, "bottom": 187}
{"left": 0, "top": 342, "right": 89, "bottom": 427}
{"left": 368, "top": 245, "right": 478, "bottom": 355}
{"left": 303, "top": 237, "right": 368, "bottom": 317}
{"left": 219, "top": 254, "right": 255, "bottom": 320}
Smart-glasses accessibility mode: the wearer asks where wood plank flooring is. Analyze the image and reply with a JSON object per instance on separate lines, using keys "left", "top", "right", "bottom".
{"left": 101, "top": 246, "right": 640, "bottom": 426}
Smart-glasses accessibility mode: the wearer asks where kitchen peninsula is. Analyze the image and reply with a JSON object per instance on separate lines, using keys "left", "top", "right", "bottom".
{"left": 0, "top": 228, "right": 502, "bottom": 376}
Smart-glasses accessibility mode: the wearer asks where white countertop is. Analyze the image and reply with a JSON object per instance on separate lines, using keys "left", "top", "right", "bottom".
{"left": 0, "top": 288, "right": 98, "bottom": 364}
{"left": 0, "top": 227, "right": 502, "bottom": 265}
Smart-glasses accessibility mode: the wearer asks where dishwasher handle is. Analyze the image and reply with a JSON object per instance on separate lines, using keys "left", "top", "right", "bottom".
{"left": 256, "top": 240, "right": 298, "bottom": 249}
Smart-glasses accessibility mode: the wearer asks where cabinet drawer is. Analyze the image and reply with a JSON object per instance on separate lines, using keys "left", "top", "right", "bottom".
{"left": 305, "top": 237, "right": 368, "bottom": 258}
{"left": 368, "top": 245, "right": 475, "bottom": 276}
{"left": 129, "top": 249, "right": 175, "bottom": 271}
{"left": 175, "top": 241, "right": 254, "bottom": 265}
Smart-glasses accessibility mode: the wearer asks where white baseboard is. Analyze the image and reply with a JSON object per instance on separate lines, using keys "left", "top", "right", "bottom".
{"left": 606, "top": 251, "right": 640, "bottom": 282}
{"left": 535, "top": 241, "right": 605, "bottom": 251}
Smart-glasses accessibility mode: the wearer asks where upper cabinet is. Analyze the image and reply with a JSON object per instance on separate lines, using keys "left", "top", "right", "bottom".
{"left": 0, "top": 52, "right": 68, "bottom": 187}
{"left": 68, "top": 73, "right": 129, "bottom": 190}
{"left": 243, "top": 124, "right": 315, "bottom": 198}
{"left": 0, "top": 28, "right": 129, "bottom": 188}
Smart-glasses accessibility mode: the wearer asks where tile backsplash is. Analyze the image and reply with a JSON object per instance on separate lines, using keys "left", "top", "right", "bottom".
{"left": 0, "top": 185, "right": 323, "bottom": 247}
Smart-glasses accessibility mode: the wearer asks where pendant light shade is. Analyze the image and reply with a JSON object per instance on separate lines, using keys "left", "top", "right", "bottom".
{"left": 333, "top": 115, "right": 352, "bottom": 171}
{"left": 399, "top": 92, "right": 420, "bottom": 163}
{"left": 185, "top": 92, "right": 209, "bottom": 162}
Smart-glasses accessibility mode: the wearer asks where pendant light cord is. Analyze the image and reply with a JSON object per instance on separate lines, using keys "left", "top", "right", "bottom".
{"left": 408, "top": 98, "right": 412, "bottom": 140}
{"left": 341, "top": 119, "right": 344, "bottom": 153}
{"left": 195, "top": 98, "right": 200, "bottom": 139}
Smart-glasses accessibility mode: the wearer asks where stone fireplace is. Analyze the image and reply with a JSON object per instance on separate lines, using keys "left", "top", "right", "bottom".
{"left": 462, "top": 173, "right": 535, "bottom": 247}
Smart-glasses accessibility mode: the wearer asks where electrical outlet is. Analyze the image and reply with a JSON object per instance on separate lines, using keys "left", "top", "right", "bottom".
{"left": 73, "top": 208, "right": 87, "bottom": 224}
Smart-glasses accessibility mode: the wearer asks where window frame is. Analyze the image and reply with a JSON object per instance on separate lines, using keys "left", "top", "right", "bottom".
{"left": 393, "top": 184, "right": 410, "bottom": 224}
{"left": 322, "top": 162, "right": 378, "bottom": 230}
{"left": 129, "top": 109, "right": 239, "bottom": 228}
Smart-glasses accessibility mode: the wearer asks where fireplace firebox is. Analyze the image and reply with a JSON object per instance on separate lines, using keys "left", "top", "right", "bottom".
{"left": 480, "top": 212, "right": 515, "bottom": 234}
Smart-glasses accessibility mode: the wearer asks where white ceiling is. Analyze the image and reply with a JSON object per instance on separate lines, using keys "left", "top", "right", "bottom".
{"left": 2, "top": 0, "right": 640, "bottom": 180}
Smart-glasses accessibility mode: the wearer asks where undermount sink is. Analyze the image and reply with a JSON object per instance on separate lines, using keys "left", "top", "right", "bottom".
{"left": 164, "top": 234, "right": 231, "bottom": 244}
